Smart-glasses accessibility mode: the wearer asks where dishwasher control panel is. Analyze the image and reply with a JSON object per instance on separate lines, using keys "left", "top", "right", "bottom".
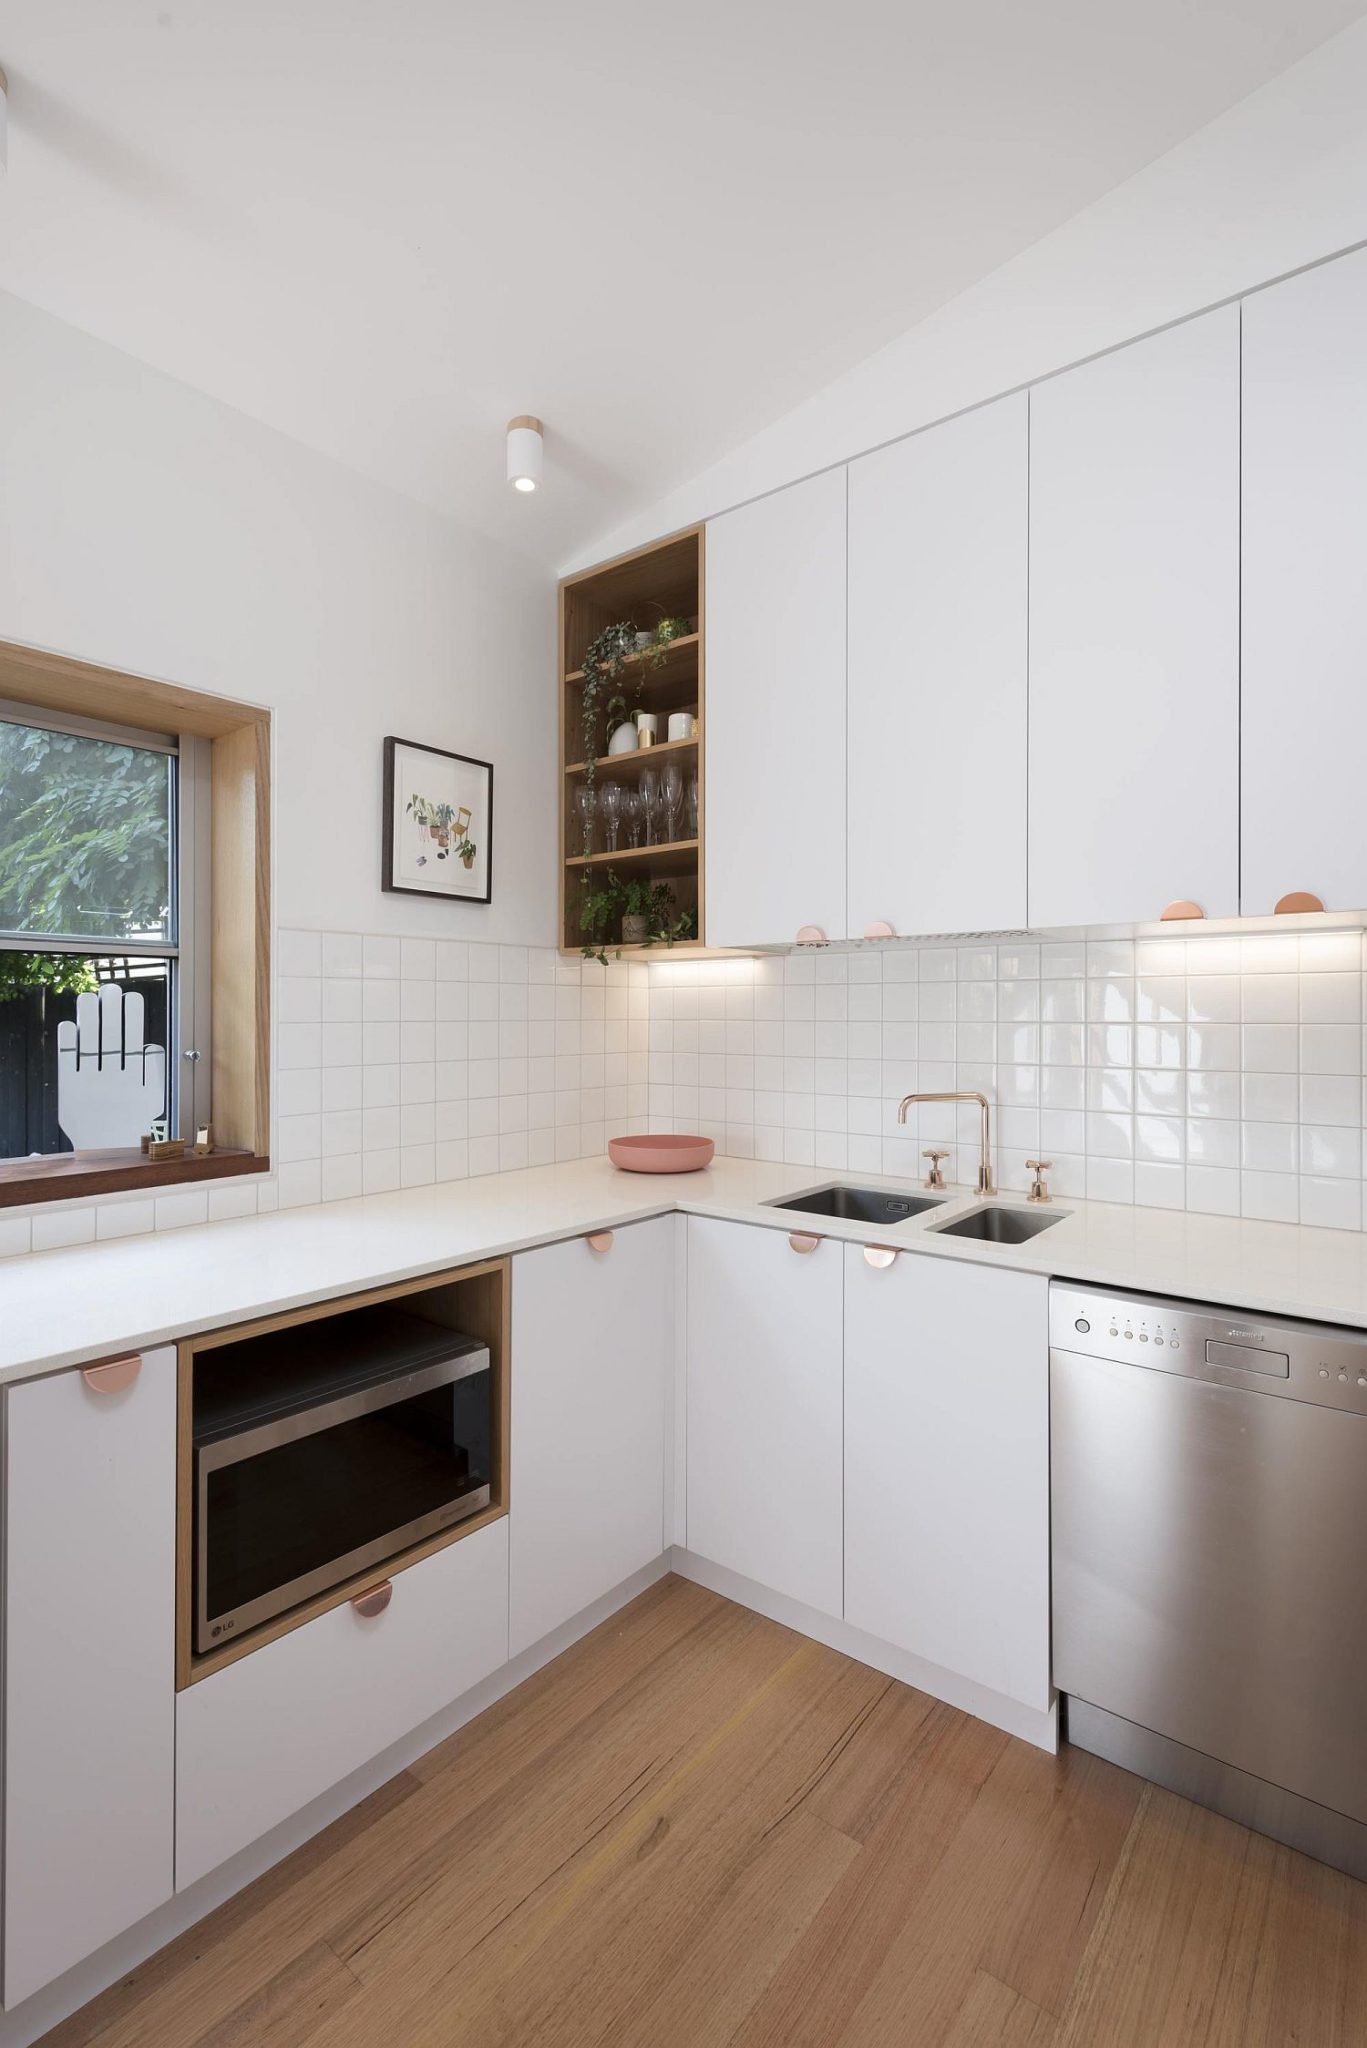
{"left": 1050, "top": 1282, "right": 1367, "bottom": 1415}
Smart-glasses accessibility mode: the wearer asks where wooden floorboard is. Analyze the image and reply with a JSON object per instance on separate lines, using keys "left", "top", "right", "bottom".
{"left": 38, "top": 1576, "right": 1367, "bottom": 2048}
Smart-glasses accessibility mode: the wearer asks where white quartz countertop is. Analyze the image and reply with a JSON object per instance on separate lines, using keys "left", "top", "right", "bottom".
{"left": 8, "top": 1154, "right": 1367, "bottom": 1380}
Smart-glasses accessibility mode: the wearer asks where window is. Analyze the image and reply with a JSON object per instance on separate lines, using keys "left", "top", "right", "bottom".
{"left": 0, "top": 703, "right": 212, "bottom": 1161}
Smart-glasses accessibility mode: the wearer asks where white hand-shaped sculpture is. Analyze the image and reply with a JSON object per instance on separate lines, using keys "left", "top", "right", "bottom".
{"left": 56, "top": 986, "right": 167, "bottom": 1151}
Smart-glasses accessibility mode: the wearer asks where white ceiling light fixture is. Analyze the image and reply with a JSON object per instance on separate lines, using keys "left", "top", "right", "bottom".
{"left": 506, "top": 414, "right": 543, "bottom": 493}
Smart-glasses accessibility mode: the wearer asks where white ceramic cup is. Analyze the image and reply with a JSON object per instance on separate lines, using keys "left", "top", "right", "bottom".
{"left": 667, "top": 711, "right": 695, "bottom": 742}
{"left": 635, "top": 711, "right": 659, "bottom": 746}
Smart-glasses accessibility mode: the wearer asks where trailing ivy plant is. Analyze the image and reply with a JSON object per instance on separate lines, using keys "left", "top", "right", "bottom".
{"left": 578, "top": 621, "right": 638, "bottom": 846}
{"left": 579, "top": 869, "right": 697, "bottom": 965}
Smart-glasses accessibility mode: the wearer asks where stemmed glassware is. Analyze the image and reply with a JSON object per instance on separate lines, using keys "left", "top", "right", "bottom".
{"left": 662, "top": 761, "right": 684, "bottom": 843}
{"left": 639, "top": 767, "right": 660, "bottom": 847}
{"left": 686, "top": 770, "right": 699, "bottom": 838}
{"left": 598, "top": 781, "right": 623, "bottom": 852}
{"left": 573, "top": 785, "right": 596, "bottom": 856}
{"left": 621, "top": 788, "right": 644, "bottom": 848}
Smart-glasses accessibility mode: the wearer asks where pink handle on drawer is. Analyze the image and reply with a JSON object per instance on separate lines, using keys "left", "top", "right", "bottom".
{"left": 81, "top": 1355, "right": 141, "bottom": 1395}
{"left": 863, "top": 1245, "right": 898, "bottom": 1270}
{"left": 1275, "top": 891, "right": 1326, "bottom": 915}
{"left": 863, "top": 920, "right": 895, "bottom": 940}
{"left": 795, "top": 925, "right": 826, "bottom": 947}
{"left": 788, "top": 1232, "right": 820, "bottom": 1254}
{"left": 586, "top": 1230, "right": 614, "bottom": 1253}
{"left": 351, "top": 1580, "right": 393, "bottom": 1620}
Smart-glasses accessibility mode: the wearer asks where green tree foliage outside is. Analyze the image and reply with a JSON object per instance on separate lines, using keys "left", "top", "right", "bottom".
{"left": 0, "top": 722, "right": 172, "bottom": 946}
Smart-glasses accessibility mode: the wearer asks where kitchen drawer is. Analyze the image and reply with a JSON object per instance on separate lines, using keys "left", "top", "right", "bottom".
{"left": 176, "top": 1518, "right": 509, "bottom": 1888}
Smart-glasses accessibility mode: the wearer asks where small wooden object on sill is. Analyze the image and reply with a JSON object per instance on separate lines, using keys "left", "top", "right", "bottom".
{"left": 193, "top": 1124, "right": 214, "bottom": 1158}
{"left": 147, "top": 1137, "right": 187, "bottom": 1162}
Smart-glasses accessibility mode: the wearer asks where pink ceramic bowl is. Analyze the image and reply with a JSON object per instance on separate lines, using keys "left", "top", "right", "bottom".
{"left": 608, "top": 1134, "right": 715, "bottom": 1174}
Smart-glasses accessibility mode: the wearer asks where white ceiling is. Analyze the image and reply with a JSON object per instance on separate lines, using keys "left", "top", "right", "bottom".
{"left": 1, "top": 1, "right": 1362, "bottom": 566}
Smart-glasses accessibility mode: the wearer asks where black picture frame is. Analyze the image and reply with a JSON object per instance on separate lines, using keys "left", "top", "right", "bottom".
{"left": 382, "top": 735, "right": 494, "bottom": 904}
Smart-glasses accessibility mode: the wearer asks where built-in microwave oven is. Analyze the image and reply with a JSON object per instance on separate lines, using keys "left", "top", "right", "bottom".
{"left": 192, "top": 1303, "right": 492, "bottom": 1653}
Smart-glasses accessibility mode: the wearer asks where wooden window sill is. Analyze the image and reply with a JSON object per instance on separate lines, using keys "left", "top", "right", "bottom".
{"left": 0, "top": 1148, "right": 267, "bottom": 1209}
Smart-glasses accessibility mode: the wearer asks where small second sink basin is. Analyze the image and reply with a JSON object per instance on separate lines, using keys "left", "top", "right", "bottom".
{"left": 934, "top": 1205, "right": 1063, "bottom": 1245}
{"left": 767, "top": 1183, "right": 944, "bottom": 1227}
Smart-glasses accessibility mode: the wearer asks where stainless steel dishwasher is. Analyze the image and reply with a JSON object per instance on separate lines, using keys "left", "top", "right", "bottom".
{"left": 1051, "top": 1280, "right": 1367, "bottom": 1879}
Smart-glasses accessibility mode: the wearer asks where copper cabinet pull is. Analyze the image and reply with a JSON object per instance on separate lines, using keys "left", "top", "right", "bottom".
{"left": 788, "top": 1232, "right": 820, "bottom": 1254}
{"left": 863, "top": 1246, "right": 898, "bottom": 1270}
{"left": 586, "top": 1230, "right": 614, "bottom": 1253}
{"left": 863, "top": 921, "right": 895, "bottom": 940}
{"left": 351, "top": 1581, "right": 393, "bottom": 1620}
{"left": 81, "top": 1355, "right": 141, "bottom": 1395}
{"left": 1274, "top": 891, "right": 1326, "bottom": 915}
{"left": 795, "top": 925, "right": 826, "bottom": 947}
{"left": 1160, "top": 901, "right": 1205, "bottom": 922}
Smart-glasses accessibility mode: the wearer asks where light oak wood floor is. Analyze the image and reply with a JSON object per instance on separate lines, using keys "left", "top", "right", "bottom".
{"left": 44, "top": 1576, "right": 1367, "bottom": 2047}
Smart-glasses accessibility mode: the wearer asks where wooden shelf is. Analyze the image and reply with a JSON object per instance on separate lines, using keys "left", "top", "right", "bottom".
{"left": 563, "top": 633, "right": 699, "bottom": 687}
{"left": 564, "top": 734, "right": 698, "bottom": 777}
{"left": 565, "top": 837, "right": 699, "bottom": 870}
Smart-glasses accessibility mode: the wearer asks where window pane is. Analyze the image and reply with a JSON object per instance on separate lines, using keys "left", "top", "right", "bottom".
{"left": 0, "top": 955, "right": 170, "bottom": 1158}
{"left": 0, "top": 720, "right": 174, "bottom": 944}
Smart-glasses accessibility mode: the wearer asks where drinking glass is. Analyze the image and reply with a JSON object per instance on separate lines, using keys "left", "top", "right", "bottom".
{"left": 639, "top": 767, "right": 660, "bottom": 846}
{"left": 574, "top": 784, "right": 596, "bottom": 855}
{"left": 662, "top": 762, "right": 684, "bottom": 842}
{"left": 599, "top": 781, "right": 623, "bottom": 852}
{"left": 686, "top": 771, "right": 699, "bottom": 838}
{"left": 621, "top": 788, "right": 644, "bottom": 848}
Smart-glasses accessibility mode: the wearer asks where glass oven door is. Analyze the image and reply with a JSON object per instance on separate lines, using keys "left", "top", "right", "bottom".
{"left": 195, "top": 1349, "right": 491, "bottom": 1652}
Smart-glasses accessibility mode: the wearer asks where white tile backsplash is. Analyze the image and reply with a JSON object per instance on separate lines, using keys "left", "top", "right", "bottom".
{"left": 649, "top": 932, "right": 1367, "bottom": 1231}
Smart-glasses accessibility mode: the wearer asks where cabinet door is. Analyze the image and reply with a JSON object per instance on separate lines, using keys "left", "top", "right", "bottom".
{"left": 1028, "top": 308, "right": 1240, "bottom": 927}
{"left": 1242, "top": 247, "right": 1367, "bottom": 915}
{"left": 177, "top": 1518, "right": 508, "bottom": 1888}
{"left": 686, "top": 1218, "right": 842, "bottom": 1616}
{"left": 509, "top": 1219, "right": 671, "bottom": 1655}
{"left": 4, "top": 1350, "right": 176, "bottom": 2008}
{"left": 848, "top": 396, "right": 1028, "bottom": 936}
{"left": 705, "top": 470, "right": 847, "bottom": 948}
{"left": 844, "top": 1249, "right": 1049, "bottom": 1710}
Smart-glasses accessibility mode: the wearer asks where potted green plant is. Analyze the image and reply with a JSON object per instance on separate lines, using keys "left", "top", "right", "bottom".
{"left": 579, "top": 870, "right": 697, "bottom": 963}
{"left": 456, "top": 835, "right": 477, "bottom": 871}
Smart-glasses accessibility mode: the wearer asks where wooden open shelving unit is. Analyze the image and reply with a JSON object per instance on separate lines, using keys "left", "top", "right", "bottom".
{"left": 558, "top": 528, "right": 704, "bottom": 955}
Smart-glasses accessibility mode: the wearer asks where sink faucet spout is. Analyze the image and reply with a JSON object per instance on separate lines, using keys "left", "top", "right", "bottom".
{"left": 896, "top": 1091, "right": 995, "bottom": 1197}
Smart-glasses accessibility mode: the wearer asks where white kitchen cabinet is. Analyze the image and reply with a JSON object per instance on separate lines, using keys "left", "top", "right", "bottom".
{"left": 844, "top": 1248, "right": 1050, "bottom": 1712}
{"left": 705, "top": 469, "right": 847, "bottom": 948}
{"left": 509, "top": 1219, "right": 672, "bottom": 1655}
{"left": 1028, "top": 307, "right": 1240, "bottom": 928}
{"left": 1242, "top": 246, "right": 1367, "bottom": 915}
{"left": 177, "top": 1518, "right": 508, "bottom": 1888}
{"left": 4, "top": 1350, "right": 176, "bottom": 2008}
{"left": 847, "top": 396, "right": 1028, "bottom": 937}
{"left": 686, "top": 1217, "right": 843, "bottom": 1616}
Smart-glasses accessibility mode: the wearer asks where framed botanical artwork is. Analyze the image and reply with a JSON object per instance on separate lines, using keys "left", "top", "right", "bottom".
{"left": 382, "top": 736, "right": 493, "bottom": 903}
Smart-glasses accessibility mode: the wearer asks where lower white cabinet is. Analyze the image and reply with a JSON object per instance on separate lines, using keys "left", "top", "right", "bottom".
{"left": 510, "top": 1220, "right": 672, "bottom": 1655}
{"left": 844, "top": 1248, "right": 1050, "bottom": 1711}
{"left": 686, "top": 1217, "right": 843, "bottom": 1616}
{"left": 176, "top": 1518, "right": 509, "bottom": 1889}
{"left": 4, "top": 1349, "right": 177, "bottom": 2009}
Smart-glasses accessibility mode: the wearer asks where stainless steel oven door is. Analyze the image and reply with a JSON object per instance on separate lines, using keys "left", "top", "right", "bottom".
{"left": 195, "top": 1346, "right": 490, "bottom": 1652}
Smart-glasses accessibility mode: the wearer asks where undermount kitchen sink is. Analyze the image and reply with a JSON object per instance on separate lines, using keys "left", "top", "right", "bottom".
{"left": 766, "top": 1184, "right": 945, "bottom": 1227}
{"left": 933, "top": 1205, "right": 1063, "bottom": 1245}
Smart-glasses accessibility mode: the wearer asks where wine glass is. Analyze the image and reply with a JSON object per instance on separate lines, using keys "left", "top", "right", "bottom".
{"left": 662, "top": 761, "right": 684, "bottom": 843}
{"left": 598, "top": 781, "right": 623, "bottom": 852}
{"left": 574, "top": 785, "right": 596, "bottom": 856}
{"left": 639, "top": 767, "right": 660, "bottom": 846}
{"left": 686, "top": 771, "right": 699, "bottom": 838}
{"left": 621, "top": 788, "right": 644, "bottom": 848}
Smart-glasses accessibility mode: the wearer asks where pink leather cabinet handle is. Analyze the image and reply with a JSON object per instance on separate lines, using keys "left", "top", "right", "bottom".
{"left": 586, "top": 1230, "right": 614, "bottom": 1253}
{"left": 795, "top": 925, "right": 826, "bottom": 947}
{"left": 863, "top": 1246, "right": 899, "bottom": 1270}
{"left": 863, "top": 920, "right": 895, "bottom": 940}
{"left": 1275, "top": 891, "right": 1326, "bottom": 915}
{"left": 351, "top": 1581, "right": 393, "bottom": 1620}
{"left": 81, "top": 1355, "right": 141, "bottom": 1395}
{"left": 788, "top": 1232, "right": 820, "bottom": 1254}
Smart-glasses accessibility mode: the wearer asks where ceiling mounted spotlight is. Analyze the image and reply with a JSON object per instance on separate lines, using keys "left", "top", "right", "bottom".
{"left": 506, "top": 415, "right": 543, "bottom": 493}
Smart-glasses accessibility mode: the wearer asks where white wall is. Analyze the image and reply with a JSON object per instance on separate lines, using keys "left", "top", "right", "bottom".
{"left": 0, "top": 288, "right": 554, "bottom": 945}
{"left": 569, "top": 14, "right": 1367, "bottom": 569}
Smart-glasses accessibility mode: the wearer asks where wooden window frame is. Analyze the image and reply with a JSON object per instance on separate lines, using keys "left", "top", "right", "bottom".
{"left": 0, "top": 639, "right": 271, "bottom": 1207}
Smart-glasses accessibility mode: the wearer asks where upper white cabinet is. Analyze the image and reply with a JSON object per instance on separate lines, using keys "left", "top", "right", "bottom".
{"left": 4, "top": 1351, "right": 177, "bottom": 2009}
{"left": 1028, "top": 307, "right": 1240, "bottom": 928}
{"left": 686, "top": 1216, "right": 843, "bottom": 1616}
{"left": 844, "top": 1250, "right": 1050, "bottom": 1712}
{"left": 509, "top": 1220, "right": 672, "bottom": 1656}
{"left": 1242, "top": 247, "right": 1367, "bottom": 916}
{"left": 847, "top": 396, "right": 1028, "bottom": 937}
{"left": 705, "top": 469, "right": 847, "bottom": 948}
